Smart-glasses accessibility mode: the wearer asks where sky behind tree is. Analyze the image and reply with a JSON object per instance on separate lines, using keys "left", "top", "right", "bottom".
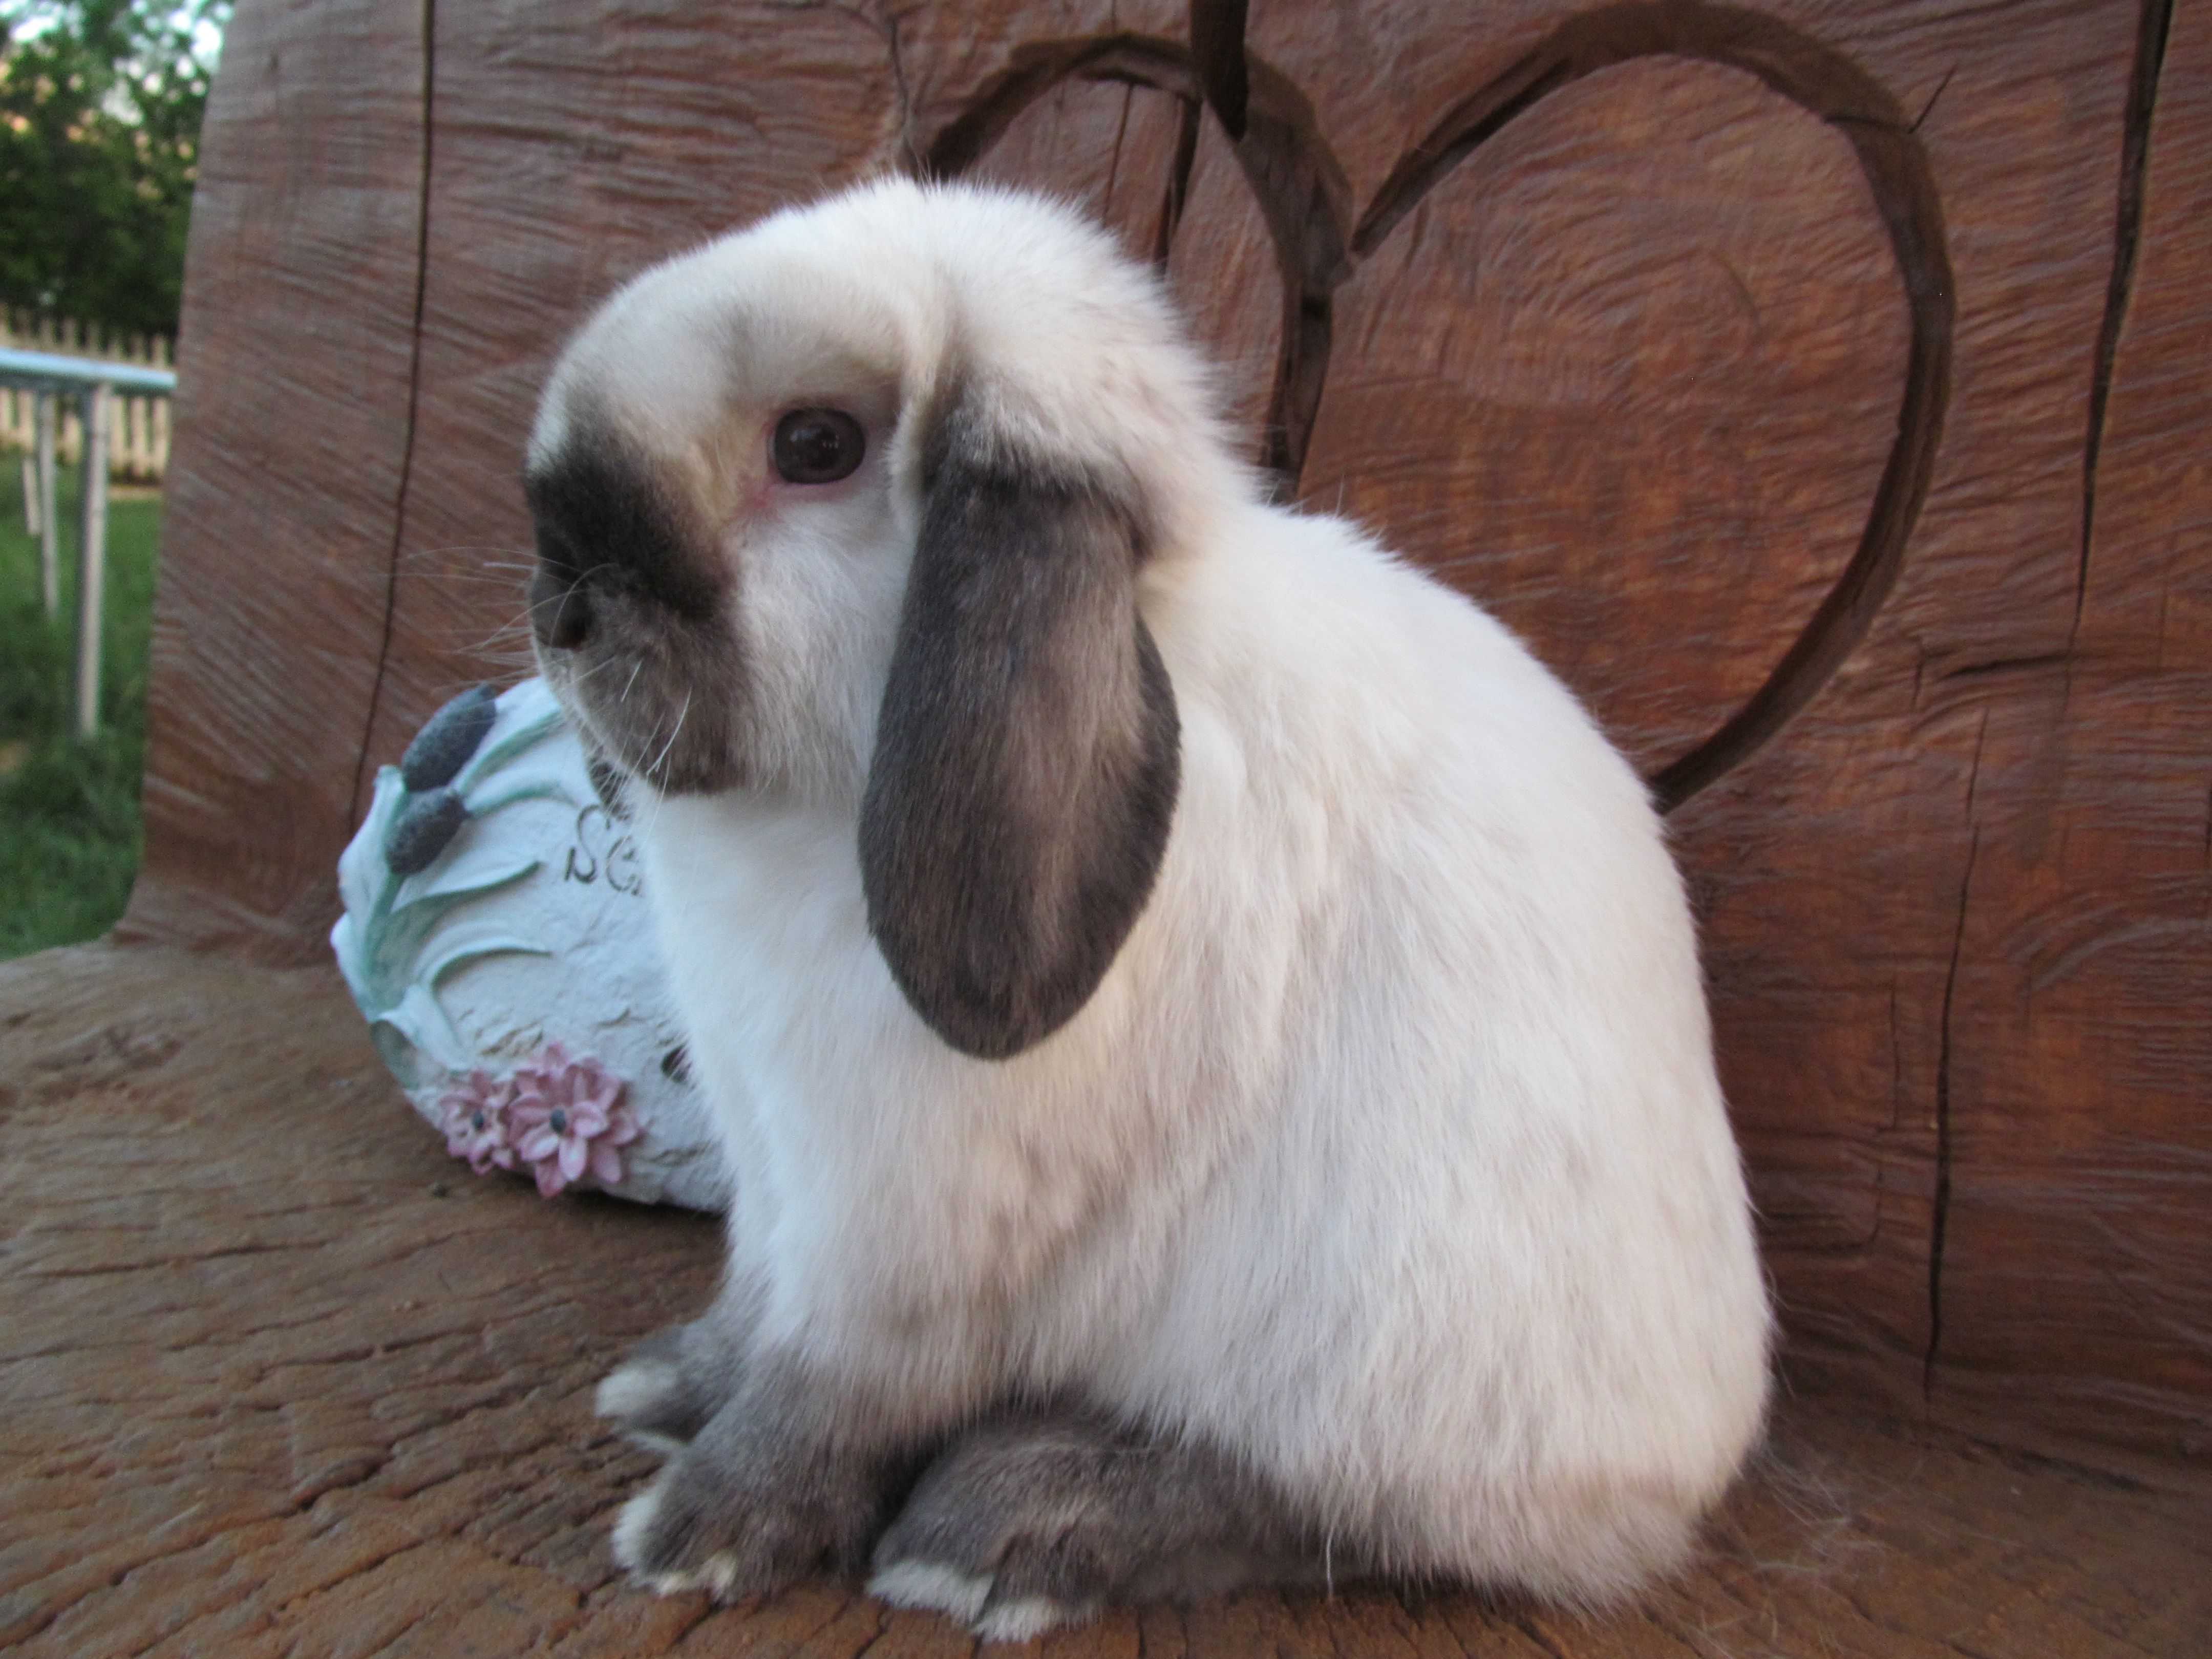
{"left": 0, "top": 1, "right": 231, "bottom": 336}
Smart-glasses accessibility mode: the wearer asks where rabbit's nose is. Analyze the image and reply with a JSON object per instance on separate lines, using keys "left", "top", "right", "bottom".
{"left": 529, "top": 562, "right": 594, "bottom": 650}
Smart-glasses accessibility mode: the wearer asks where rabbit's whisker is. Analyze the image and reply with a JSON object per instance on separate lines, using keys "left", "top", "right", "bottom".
{"left": 647, "top": 691, "right": 692, "bottom": 782}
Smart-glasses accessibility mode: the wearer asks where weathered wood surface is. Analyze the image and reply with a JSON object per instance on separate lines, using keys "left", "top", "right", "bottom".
{"left": 127, "top": 0, "right": 428, "bottom": 957}
{"left": 6, "top": 944, "right": 2208, "bottom": 1658}
{"left": 117, "top": 0, "right": 2211, "bottom": 1477}
{"left": 1938, "top": 0, "right": 2212, "bottom": 1470}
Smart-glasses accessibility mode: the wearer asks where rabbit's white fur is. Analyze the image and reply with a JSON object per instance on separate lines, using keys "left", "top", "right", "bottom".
{"left": 534, "top": 178, "right": 1771, "bottom": 1611}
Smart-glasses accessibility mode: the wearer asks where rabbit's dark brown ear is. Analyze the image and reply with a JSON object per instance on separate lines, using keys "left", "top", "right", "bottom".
{"left": 859, "top": 401, "right": 1180, "bottom": 1060}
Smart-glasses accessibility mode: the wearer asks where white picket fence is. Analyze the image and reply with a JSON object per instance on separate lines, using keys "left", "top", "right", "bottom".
{"left": 0, "top": 311, "right": 173, "bottom": 484}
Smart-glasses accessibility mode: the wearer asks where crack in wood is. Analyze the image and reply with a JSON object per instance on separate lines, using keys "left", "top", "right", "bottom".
{"left": 1940, "top": 651, "right": 2073, "bottom": 682}
{"left": 348, "top": 0, "right": 439, "bottom": 824}
{"left": 2076, "top": 0, "right": 2175, "bottom": 634}
{"left": 1927, "top": 796, "right": 1983, "bottom": 1403}
{"left": 1507, "top": 1611, "right": 1578, "bottom": 1659}
{"left": 1102, "top": 82, "right": 1135, "bottom": 212}
{"left": 1149, "top": 94, "right": 1202, "bottom": 269}
{"left": 1910, "top": 64, "right": 1955, "bottom": 134}
{"left": 817, "top": 0, "right": 914, "bottom": 168}
{"left": 878, "top": 2, "right": 914, "bottom": 169}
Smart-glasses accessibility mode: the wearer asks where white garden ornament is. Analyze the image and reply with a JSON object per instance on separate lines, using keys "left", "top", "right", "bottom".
{"left": 331, "top": 677, "right": 724, "bottom": 1210}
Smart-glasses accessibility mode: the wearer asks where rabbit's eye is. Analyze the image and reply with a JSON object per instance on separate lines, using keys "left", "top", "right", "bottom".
{"left": 772, "top": 408, "right": 866, "bottom": 484}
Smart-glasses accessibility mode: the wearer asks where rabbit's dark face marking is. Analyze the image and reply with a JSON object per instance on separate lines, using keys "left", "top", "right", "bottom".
{"left": 526, "top": 422, "right": 719, "bottom": 632}
{"left": 526, "top": 420, "right": 751, "bottom": 795}
{"left": 860, "top": 400, "right": 1181, "bottom": 1060}
{"left": 527, "top": 251, "right": 913, "bottom": 805}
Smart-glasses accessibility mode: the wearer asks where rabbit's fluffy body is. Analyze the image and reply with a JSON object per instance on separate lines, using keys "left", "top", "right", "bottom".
{"left": 529, "top": 179, "right": 1771, "bottom": 1625}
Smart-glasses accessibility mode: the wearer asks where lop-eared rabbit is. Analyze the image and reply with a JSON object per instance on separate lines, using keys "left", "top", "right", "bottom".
{"left": 524, "top": 177, "right": 1771, "bottom": 1641}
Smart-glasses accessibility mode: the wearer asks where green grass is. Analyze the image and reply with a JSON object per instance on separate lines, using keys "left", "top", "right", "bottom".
{"left": 0, "top": 454, "right": 162, "bottom": 960}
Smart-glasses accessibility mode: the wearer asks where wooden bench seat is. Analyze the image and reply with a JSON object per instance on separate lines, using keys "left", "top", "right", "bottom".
{"left": 5, "top": 942, "right": 2205, "bottom": 1657}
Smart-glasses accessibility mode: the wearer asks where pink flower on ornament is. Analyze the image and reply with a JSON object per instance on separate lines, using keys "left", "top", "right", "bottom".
{"left": 438, "top": 1069, "right": 520, "bottom": 1174}
{"left": 509, "top": 1042, "right": 640, "bottom": 1197}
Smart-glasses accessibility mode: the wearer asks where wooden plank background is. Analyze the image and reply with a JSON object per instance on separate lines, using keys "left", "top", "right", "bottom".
{"left": 121, "top": 0, "right": 2210, "bottom": 1476}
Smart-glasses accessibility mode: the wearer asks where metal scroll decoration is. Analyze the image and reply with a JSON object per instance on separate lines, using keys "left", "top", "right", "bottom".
{"left": 920, "top": 0, "right": 1955, "bottom": 813}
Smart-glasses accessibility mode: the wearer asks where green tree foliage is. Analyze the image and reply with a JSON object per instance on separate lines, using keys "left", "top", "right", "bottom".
{"left": 0, "top": 1, "right": 229, "bottom": 337}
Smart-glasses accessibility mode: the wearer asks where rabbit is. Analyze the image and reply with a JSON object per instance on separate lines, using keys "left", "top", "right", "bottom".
{"left": 524, "top": 175, "right": 1773, "bottom": 1640}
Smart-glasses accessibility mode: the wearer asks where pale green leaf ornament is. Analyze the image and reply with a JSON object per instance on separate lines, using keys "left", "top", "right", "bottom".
{"left": 331, "top": 678, "right": 724, "bottom": 1208}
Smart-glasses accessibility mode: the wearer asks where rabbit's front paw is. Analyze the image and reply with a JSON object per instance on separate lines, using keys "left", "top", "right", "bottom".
{"left": 610, "top": 1385, "right": 893, "bottom": 1600}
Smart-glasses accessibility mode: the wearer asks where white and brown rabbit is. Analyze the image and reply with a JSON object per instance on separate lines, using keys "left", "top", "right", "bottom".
{"left": 524, "top": 177, "right": 1771, "bottom": 1640}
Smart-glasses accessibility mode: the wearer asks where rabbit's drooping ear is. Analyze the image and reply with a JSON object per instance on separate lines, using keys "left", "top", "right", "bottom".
{"left": 860, "top": 398, "right": 1180, "bottom": 1061}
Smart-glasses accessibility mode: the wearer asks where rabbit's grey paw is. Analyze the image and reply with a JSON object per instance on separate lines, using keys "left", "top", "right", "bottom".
{"left": 595, "top": 1323, "right": 739, "bottom": 1454}
{"left": 597, "top": 1279, "right": 758, "bottom": 1454}
{"left": 611, "top": 1370, "right": 901, "bottom": 1601}
{"left": 869, "top": 1409, "right": 1320, "bottom": 1640}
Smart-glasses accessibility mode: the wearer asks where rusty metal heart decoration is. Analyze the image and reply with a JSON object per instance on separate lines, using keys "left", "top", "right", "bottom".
{"left": 921, "top": 0, "right": 1953, "bottom": 811}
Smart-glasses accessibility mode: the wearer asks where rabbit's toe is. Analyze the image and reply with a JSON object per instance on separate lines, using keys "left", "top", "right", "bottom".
{"left": 611, "top": 1479, "right": 735, "bottom": 1596}
{"left": 973, "top": 1593, "right": 1093, "bottom": 1643}
{"left": 870, "top": 1556, "right": 1089, "bottom": 1643}
{"left": 596, "top": 1354, "right": 688, "bottom": 1456}
{"left": 595, "top": 1318, "right": 741, "bottom": 1454}
{"left": 867, "top": 1559, "right": 993, "bottom": 1623}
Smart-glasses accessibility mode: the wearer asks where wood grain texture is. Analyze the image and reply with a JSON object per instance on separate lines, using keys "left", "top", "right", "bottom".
{"left": 1168, "top": 121, "right": 1285, "bottom": 450}
{"left": 1934, "top": 0, "right": 2212, "bottom": 1469}
{"left": 124, "top": 0, "right": 428, "bottom": 958}
{"left": 1298, "top": 54, "right": 1906, "bottom": 777}
{"left": 1668, "top": 0, "right": 2149, "bottom": 1436}
{"left": 5, "top": 944, "right": 2206, "bottom": 1658}
{"left": 111, "top": 0, "right": 2212, "bottom": 1475}
{"left": 969, "top": 78, "right": 1193, "bottom": 258}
